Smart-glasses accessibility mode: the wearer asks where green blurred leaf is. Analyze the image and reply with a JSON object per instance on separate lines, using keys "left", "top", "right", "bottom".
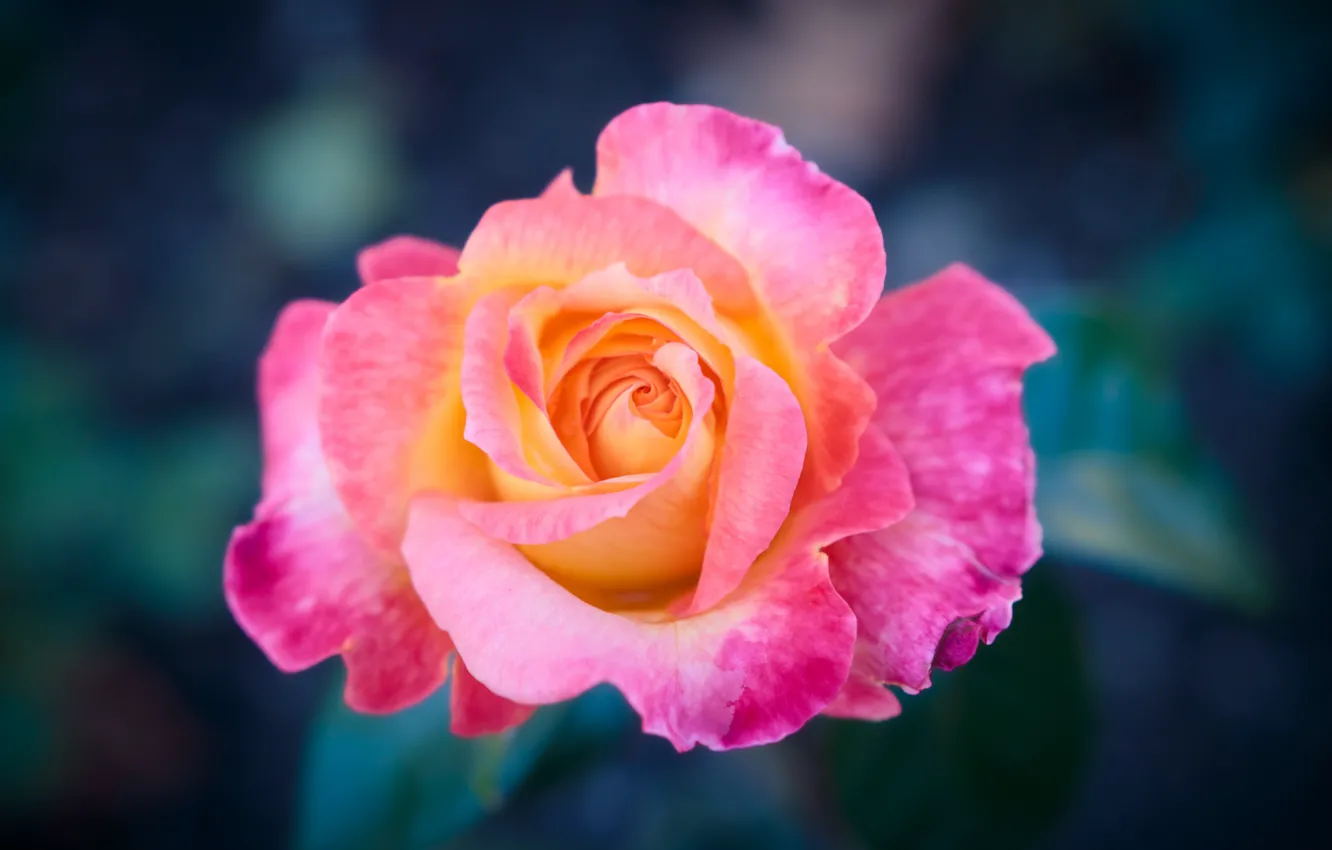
{"left": 1038, "top": 452, "right": 1271, "bottom": 613}
{"left": 298, "top": 680, "right": 598, "bottom": 850}
{"left": 828, "top": 568, "right": 1093, "bottom": 850}
{"left": 124, "top": 418, "right": 259, "bottom": 616}
{"left": 230, "top": 74, "right": 402, "bottom": 264}
{"left": 1024, "top": 294, "right": 1273, "bottom": 611}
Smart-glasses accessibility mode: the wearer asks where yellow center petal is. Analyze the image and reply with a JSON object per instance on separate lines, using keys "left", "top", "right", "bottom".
{"left": 584, "top": 362, "right": 685, "bottom": 478}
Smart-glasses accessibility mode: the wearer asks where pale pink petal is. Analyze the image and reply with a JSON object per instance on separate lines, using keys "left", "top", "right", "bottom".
{"left": 402, "top": 497, "right": 857, "bottom": 751}
{"left": 593, "top": 102, "right": 884, "bottom": 348}
{"left": 458, "top": 193, "right": 755, "bottom": 315}
{"left": 461, "top": 288, "right": 588, "bottom": 486}
{"left": 318, "top": 278, "right": 480, "bottom": 552}
{"left": 827, "top": 263, "right": 1055, "bottom": 700}
{"left": 457, "top": 342, "right": 715, "bottom": 544}
{"left": 225, "top": 301, "right": 451, "bottom": 714}
{"left": 357, "top": 235, "right": 460, "bottom": 285}
{"left": 449, "top": 656, "right": 536, "bottom": 737}
{"left": 255, "top": 300, "right": 337, "bottom": 500}
{"left": 686, "top": 356, "right": 806, "bottom": 613}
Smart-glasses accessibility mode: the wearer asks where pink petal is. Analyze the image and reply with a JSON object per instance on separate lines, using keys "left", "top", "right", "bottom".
{"left": 318, "top": 277, "right": 483, "bottom": 552}
{"left": 457, "top": 342, "right": 716, "bottom": 544}
{"left": 225, "top": 301, "right": 451, "bottom": 713}
{"left": 835, "top": 263, "right": 1056, "bottom": 580}
{"left": 541, "top": 168, "right": 581, "bottom": 200}
{"left": 592, "top": 103, "right": 885, "bottom": 501}
{"left": 686, "top": 356, "right": 806, "bottom": 613}
{"left": 822, "top": 671, "right": 902, "bottom": 721}
{"left": 402, "top": 497, "right": 857, "bottom": 751}
{"left": 507, "top": 265, "right": 730, "bottom": 412}
{"left": 792, "top": 423, "right": 915, "bottom": 550}
{"left": 357, "top": 235, "right": 460, "bottom": 285}
{"left": 827, "top": 515, "right": 1023, "bottom": 693}
{"left": 793, "top": 348, "right": 877, "bottom": 503}
{"left": 593, "top": 102, "right": 884, "bottom": 349}
{"left": 458, "top": 193, "right": 756, "bottom": 316}
{"left": 450, "top": 656, "right": 536, "bottom": 737}
{"left": 461, "top": 288, "right": 589, "bottom": 487}
{"left": 827, "top": 263, "right": 1054, "bottom": 703}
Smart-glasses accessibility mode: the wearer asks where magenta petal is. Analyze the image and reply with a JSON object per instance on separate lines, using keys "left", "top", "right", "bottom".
{"left": 828, "top": 516, "right": 1022, "bottom": 693}
{"left": 449, "top": 656, "right": 536, "bottom": 737}
{"left": 835, "top": 262, "right": 1055, "bottom": 581}
{"left": 827, "top": 263, "right": 1053, "bottom": 702}
{"left": 225, "top": 301, "right": 451, "bottom": 713}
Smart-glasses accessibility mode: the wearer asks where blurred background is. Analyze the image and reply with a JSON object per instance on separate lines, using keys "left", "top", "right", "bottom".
{"left": 2, "top": 0, "right": 1329, "bottom": 847}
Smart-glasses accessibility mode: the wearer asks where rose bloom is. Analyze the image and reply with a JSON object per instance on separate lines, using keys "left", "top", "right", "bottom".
{"left": 224, "top": 103, "right": 1054, "bottom": 751}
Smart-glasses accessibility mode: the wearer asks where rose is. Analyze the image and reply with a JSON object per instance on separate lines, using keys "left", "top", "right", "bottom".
{"left": 224, "top": 103, "right": 1054, "bottom": 750}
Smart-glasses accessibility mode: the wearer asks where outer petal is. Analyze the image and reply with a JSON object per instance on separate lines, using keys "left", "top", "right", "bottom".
{"left": 224, "top": 301, "right": 452, "bottom": 713}
{"left": 357, "top": 235, "right": 461, "bottom": 285}
{"left": 403, "top": 497, "right": 857, "bottom": 751}
{"left": 827, "top": 263, "right": 1055, "bottom": 706}
{"left": 593, "top": 103, "right": 884, "bottom": 347}
{"left": 835, "top": 263, "right": 1056, "bottom": 580}
{"left": 319, "top": 277, "right": 489, "bottom": 552}
{"left": 450, "top": 656, "right": 536, "bottom": 737}
{"left": 686, "top": 356, "right": 806, "bottom": 613}
{"left": 827, "top": 516, "right": 1023, "bottom": 692}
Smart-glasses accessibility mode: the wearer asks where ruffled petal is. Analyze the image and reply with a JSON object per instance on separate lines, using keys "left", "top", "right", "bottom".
{"left": 225, "top": 301, "right": 451, "bottom": 713}
{"left": 449, "top": 656, "right": 536, "bottom": 737}
{"left": 827, "top": 516, "right": 1023, "bottom": 693}
{"left": 357, "top": 235, "right": 460, "bottom": 285}
{"left": 402, "top": 496, "right": 857, "bottom": 751}
{"left": 318, "top": 277, "right": 490, "bottom": 552}
{"left": 835, "top": 263, "right": 1055, "bottom": 580}
{"left": 827, "top": 263, "right": 1055, "bottom": 705}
